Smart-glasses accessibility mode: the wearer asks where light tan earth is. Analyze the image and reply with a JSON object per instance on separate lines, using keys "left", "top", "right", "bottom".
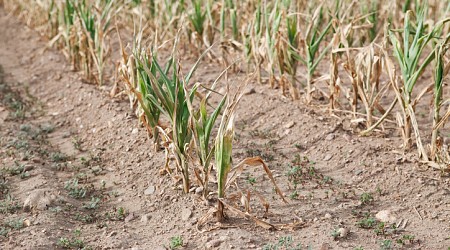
{"left": 0, "top": 8, "right": 449, "bottom": 250}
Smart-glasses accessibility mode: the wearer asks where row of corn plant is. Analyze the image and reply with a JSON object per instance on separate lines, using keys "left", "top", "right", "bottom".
{"left": 41, "top": 0, "right": 117, "bottom": 85}
{"left": 4, "top": 0, "right": 450, "bottom": 182}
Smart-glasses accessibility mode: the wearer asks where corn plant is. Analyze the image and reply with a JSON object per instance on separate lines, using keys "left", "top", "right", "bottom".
{"left": 186, "top": 68, "right": 227, "bottom": 197}
{"left": 144, "top": 55, "right": 196, "bottom": 193}
{"left": 276, "top": 5, "right": 302, "bottom": 100}
{"left": 129, "top": 39, "right": 163, "bottom": 145}
{"left": 389, "top": 6, "right": 450, "bottom": 157}
{"left": 430, "top": 43, "right": 450, "bottom": 162}
{"left": 215, "top": 87, "right": 287, "bottom": 222}
{"left": 191, "top": 95, "right": 226, "bottom": 197}
{"left": 251, "top": 0, "right": 264, "bottom": 84}
{"left": 75, "top": 0, "right": 116, "bottom": 85}
{"left": 360, "top": 0, "right": 380, "bottom": 43}
{"left": 264, "top": 0, "right": 282, "bottom": 88}
{"left": 300, "top": 4, "right": 333, "bottom": 103}
{"left": 188, "top": 0, "right": 206, "bottom": 52}
{"left": 47, "top": 0, "right": 59, "bottom": 38}
{"left": 204, "top": 0, "right": 217, "bottom": 48}
{"left": 220, "top": 0, "right": 239, "bottom": 41}
{"left": 61, "top": 0, "right": 79, "bottom": 69}
{"left": 214, "top": 90, "right": 238, "bottom": 221}
{"left": 141, "top": 42, "right": 216, "bottom": 193}
{"left": 219, "top": 0, "right": 226, "bottom": 41}
{"left": 354, "top": 44, "right": 386, "bottom": 128}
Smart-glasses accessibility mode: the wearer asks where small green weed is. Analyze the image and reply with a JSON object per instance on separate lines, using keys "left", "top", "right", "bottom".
{"left": 0, "top": 227, "right": 10, "bottom": 237}
{"left": 357, "top": 217, "right": 377, "bottom": 229}
{"left": 262, "top": 235, "right": 304, "bottom": 250}
{"left": 246, "top": 175, "right": 256, "bottom": 185}
{"left": 0, "top": 194, "right": 22, "bottom": 213}
{"left": 57, "top": 229, "right": 90, "bottom": 249}
{"left": 360, "top": 193, "right": 374, "bottom": 205}
{"left": 169, "top": 235, "right": 183, "bottom": 249}
{"left": 83, "top": 197, "right": 100, "bottom": 210}
{"left": 380, "top": 239, "right": 392, "bottom": 249}
{"left": 289, "top": 190, "right": 299, "bottom": 200}
{"left": 75, "top": 213, "right": 95, "bottom": 223}
{"left": 104, "top": 207, "right": 126, "bottom": 221}
{"left": 50, "top": 152, "right": 68, "bottom": 162}
{"left": 5, "top": 218, "right": 24, "bottom": 230}
{"left": 64, "top": 178, "right": 87, "bottom": 199}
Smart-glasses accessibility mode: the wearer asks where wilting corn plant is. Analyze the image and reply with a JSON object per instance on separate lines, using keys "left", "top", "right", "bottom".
{"left": 46, "top": 0, "right": 59, "bottom": 38}
{"left": 250, "top": 0, "right": 264, "bottom": 84}
{"left": 354, "top": 44, "right": 387, "bottom": 128}
{"left": 204, "top": 0, "right": 218, "bottom": 48}
{"left": 187, "top": 85, "right": 226, "bottom": 197}
{"left": 430, "top": 43, "right": 450, "bottom": 162}
{"left": 215, "top": 86, "right": 287, "bottom": 222}
{"left": 117, "top": 30, "right": 162, "bottom": 145}
{"left": 144, "top": 0, "right": 185, "bottom": 45}
{"left": 75, "top": 0, "right": 116, "bottom": 85}
{"left": 141, "top": 42, "right": 216, "bottom": 193}
{"left": 188, "top": 0, "right": 206, "bottom": 53}
{"left": 389, "top": 6, "right": 450, "bottom": 157}
{"left": 276, "top": 3, "right": 302, "bottom": 100}
{"left": 299, "top": 4, "right": 333, "bottom": 103}
{"left": 219, "top": 0, "right": 239, "bottom": 41}
{"left": 60, "top": 0, "right": 80, "bottom": 69}
{"left": 264, "top": 0, "right": 282, "bottom": 88}
{"left": 144, "top": 55, "right": 196, "bottom": 193}
{"left": 360, "top": 0, "right": 380, "bottom": 44}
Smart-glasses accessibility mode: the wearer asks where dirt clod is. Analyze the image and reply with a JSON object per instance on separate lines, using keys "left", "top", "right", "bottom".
{"left": 181, "top": 208, "right": 192, "bottom": 221}
{"left": 144, "top": 185, "right": 156, "bottom": 195}
{"left": 375, "top": 209, "right": 397, "bottom": 223}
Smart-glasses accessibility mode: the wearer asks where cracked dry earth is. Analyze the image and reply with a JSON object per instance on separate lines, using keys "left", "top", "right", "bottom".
{"left": 1, "top": 8, "right": 450, "bottom": 250}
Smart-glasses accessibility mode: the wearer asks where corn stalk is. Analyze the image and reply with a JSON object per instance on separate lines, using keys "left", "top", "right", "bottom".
{"left": 389, "top": 6, "right": 450, "bottom": 157}
{"left": 430, "top": 43, "right": 450, "bottom": 162}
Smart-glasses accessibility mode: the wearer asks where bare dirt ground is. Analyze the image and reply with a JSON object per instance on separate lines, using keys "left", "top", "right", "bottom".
{"left": 1, "top": 8, "right": 450, "bottom": 250}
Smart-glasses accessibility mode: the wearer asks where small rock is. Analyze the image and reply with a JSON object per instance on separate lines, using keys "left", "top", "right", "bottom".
{"left": 140, "top": 214, "right": 150, "bottom": 223}
{"left": 23, "top": 219, "right": 31, "bottom": 227}
{"left": 23, "top": 165, "right": 34, "bottom": 172}
{"left": 338, "top": 227, "right": 349, "bottom": 238}
{"left": 206, "top": 239, "right": 222, "bottom": 248}
{"left": 324, "top": 213, "right": 332, "bottom": 219}
{"left": 91, "top": 166, "right": 102, "bottom": 174}
{"left": 125, "top": 213, "right": 135, "bottom": 223}
{"left": 375, "top": 210, "right": 397, "bottom": 223}
{"left": 32, "top": 158, "right": 42, "bottom": 163}
{"left": 131, "top": 128, "right": 139, "bottom": 134}
{"left": 323, "top": 154, "right": 333, "bottom": 161}
{"left": 325, "top": 134, "right": 335, "bottom": 141}
{"left": 181, "top": 208, "right": 192, "bottom": 221}
{"left": 244, "top": 87, "right": 256, "bottom": 95}
{"left": 144, "top": 186, "right": 156, "bottom": 195}
{"left": 108, "top": 231, "right": 117, "bottom": 237}
{"left": 284, "top": 121, "right": 295, "bottom": 129}
{"left": 320, "top": 243, "right": 331, "bottom": 250}
{"left": 195, "top": 187, "right": 204, "bottom": 195}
